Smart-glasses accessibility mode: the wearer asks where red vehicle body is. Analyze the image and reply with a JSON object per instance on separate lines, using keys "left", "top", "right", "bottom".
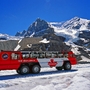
{"left": 0, "top": 50, "right": 77, "bottom": 75}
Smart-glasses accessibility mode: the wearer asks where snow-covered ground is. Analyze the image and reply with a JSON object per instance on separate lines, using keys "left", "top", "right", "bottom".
{"left": 0, "top": 63, "right": 90, "bottom": 90}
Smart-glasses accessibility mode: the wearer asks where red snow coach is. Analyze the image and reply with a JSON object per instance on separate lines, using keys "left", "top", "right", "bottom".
{"left": 0, "top": 50, "right": 77, "bottom": 75}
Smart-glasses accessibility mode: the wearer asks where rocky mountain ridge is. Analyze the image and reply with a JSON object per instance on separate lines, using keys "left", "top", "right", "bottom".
{"left": 15, "top": 18, "right": 54, "bottom": 37}
{"left": 15, "top": 17, "right": 90, "bottom": 45}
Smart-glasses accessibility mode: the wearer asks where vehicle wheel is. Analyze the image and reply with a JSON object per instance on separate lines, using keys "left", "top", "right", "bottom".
{"left": 19, "top": 65, "right": 30, "bottom": 75}
{"left": 63, "top": 62, "right": 71, "bottom": 70}
{"left": 56, "top": 67, "right": 62, "bottom": 70}
{"left": 16, "top": 69, "right": 20, "bottom": 74}
{"left": 32, "top": 65, "right": 40, "bottom": 74}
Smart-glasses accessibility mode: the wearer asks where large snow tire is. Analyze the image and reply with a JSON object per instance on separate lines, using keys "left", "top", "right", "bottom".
{"left": 16, "top": 69, "right": 20, "bottom": 74}
{"left": 19, "top": 65, "right": 30, "bottom": 75}
{"left": 32, "top": 65, "right": 40, "bottom": 74}
{"left": 63, "top": 62, "right": 71, "bottom": 70}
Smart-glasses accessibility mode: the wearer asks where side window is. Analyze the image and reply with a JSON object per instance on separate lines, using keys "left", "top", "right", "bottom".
{"left": 52, "top": 52, "right": 58, "bottom": 58}
{"left": 30, "top": 52, "right": 39, "bottom": 58}
{"left": 58, "top": 54, "right": 63, "bottom": 58}
{"left": 39, "top": 53, "right": 45, "bottom": 58}
{"left": 11, "top": 53, "right": 19, "bottom": 60}
{"left": 64, "top": 54, "right": 68, "bottom": 58}
{"left": 22, "top": 53, "right": 30, "bottom": 59}
{"left": 46, "top": 52, "right": 52, "bottom": 58}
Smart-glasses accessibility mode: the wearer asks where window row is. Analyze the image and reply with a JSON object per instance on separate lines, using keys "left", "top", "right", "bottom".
{"left": 22, "top": 52, "right": 68, "bottom": 59}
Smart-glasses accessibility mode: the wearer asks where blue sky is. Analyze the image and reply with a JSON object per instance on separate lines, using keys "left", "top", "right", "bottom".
{"left": 0, "top": 0, "right": 90, "bottom": 36}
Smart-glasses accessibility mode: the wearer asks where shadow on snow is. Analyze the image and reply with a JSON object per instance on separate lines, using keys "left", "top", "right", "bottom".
{"left": 0, "top": 69, "right": 78, "bottom": 80}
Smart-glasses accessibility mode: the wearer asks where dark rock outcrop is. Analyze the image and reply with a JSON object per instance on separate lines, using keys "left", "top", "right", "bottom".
{"left": 74, "top": 31, "right": 90, "bottom": 47}
{"left": 15, "top": 30, "right": 27, "bottom": 36}
{"left": 22, "top": 42, "right": 70, "bottom": 51}
{"left": 43, "top": 34, "right": 66, "bottom": 42}
{"left": 87, "top": 22, "right": 90, "bottom": 29}
{"left": 22, "top": 34, "right": 70, "bottom": 51}
{"left": 79, "top": 31, "right": 90, "bottom": 39}
{"left": 78, "top": 47, "right": 90, "bottom": 59}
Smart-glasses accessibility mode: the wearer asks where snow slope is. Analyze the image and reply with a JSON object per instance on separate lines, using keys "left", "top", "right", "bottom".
{"left": 0, "top": 63, "right": 90, "bottom": 90}
{"left": 50, "top": 17, "right": 90, "bottom": 42}
{"left": 49, "top": 17, "right": 90, "bottom": 55}
{"left": 0, "top": 33, "right": 23, "bottom": 40}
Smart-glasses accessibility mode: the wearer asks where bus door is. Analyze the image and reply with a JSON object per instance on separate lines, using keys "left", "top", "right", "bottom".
{"left": 10, "top": 52, "right": 21, "bottom": 69}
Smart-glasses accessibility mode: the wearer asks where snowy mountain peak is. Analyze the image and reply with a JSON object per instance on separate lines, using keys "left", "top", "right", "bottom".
{"left": 69, "top": 16, "right": 89, "bottom": 23}
{"left": 57, "top": 17, "right": 90, "bottom": 30}
{"left": 49, "top": 17, "right": 90, "bottom": 45}
{"left": 70, "top": 16, "right": 80, "bottom": 21}
{"left": 16, "top": 18, "right": 54, "bottom": 37}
